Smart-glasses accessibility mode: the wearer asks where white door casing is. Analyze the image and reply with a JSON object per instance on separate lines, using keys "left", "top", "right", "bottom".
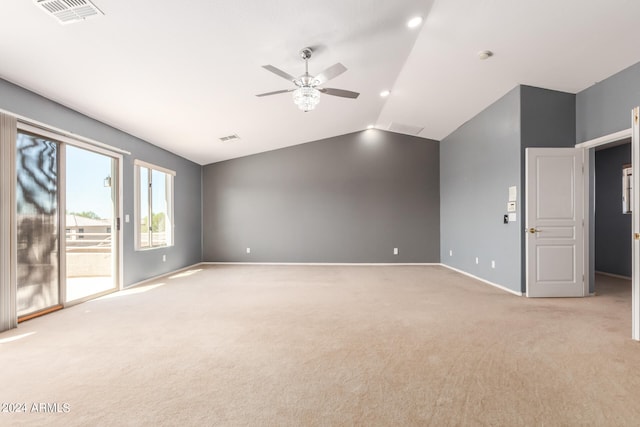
{"left": 526, "top": 148, "right": 585, "bottom": 297}
{"left": 631, "top": 107, "right": 640, "bottom": 341}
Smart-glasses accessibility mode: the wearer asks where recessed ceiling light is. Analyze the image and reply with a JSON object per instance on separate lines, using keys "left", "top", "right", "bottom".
{"left": 407, "top": 16, "right": 423, "bottom": 28}
{"left": 367, "top": 125, "right": 375, "bottom": 129}
{"left": 380, "top": 90, "right": 390, "bottom": 98}
{"left": 478, "top": 50, "right": 493, "bottom": 60}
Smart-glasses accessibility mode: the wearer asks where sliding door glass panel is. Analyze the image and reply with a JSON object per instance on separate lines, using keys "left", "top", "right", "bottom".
{"left": 65, "top": 145, "right": 117, "bottom": 302}
{"left": 16, "top": 132, "right": 59, "bottom": 317}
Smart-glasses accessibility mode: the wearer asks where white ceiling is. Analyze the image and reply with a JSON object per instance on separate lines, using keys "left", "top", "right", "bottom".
{"left": 1, "top": 0, "right": 640, "bottom": 165}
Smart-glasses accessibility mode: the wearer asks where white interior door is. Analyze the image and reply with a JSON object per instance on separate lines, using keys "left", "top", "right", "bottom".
{"left": 631, "top": 107, "right": 640, "bottom": 341}
{"left": 526, "top": 147, "right": 585, "bottom": 297}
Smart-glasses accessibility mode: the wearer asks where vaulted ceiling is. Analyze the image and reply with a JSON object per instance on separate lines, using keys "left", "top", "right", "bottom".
{"left": 1, "top": 0, "right": 640, "bottom": 165}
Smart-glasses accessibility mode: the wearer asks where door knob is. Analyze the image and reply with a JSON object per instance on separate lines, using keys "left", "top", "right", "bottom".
{"left": 528, "top": 228, "right": 540, "bottom": 234}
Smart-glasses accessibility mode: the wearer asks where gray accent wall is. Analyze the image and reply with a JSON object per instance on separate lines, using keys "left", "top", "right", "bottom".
{"left": 203, "top": 130, "right": 440, "bottom": 263}
{"left": 0, "top": 78, "right": 202, "bottom": 286}
{"left": 440, "top": 87, "right": 522, "bottom": 293}
{"left": 595, "top": 143, "right": 631, "bottom": 277}
{"left": 576, "top": 61, "right": 640, "bottom": 143}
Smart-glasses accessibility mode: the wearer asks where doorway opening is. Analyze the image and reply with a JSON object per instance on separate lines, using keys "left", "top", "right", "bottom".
{"left": 593, "top": 140, "right": 632, "bottom": 296}
{"left": 579, "top": 127, "right": 638, "bottom": 340}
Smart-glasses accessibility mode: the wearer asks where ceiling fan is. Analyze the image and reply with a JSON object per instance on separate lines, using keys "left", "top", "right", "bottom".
{"left": 256, "top": 47, "right": 360, "bottom": 112}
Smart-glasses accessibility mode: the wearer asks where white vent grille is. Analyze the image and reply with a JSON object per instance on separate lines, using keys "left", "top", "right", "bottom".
{"left": 387, "top": 122, "right": 424, "bottom": 136}
{"left": 34, "top": 0, "right": 104, "bottom": 24}
{"left": 219, "top": 134, "right": 240, "bottom": 142}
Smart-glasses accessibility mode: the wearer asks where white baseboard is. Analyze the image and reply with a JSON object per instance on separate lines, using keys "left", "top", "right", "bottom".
{"left": 439, "top": 264, "right": 523, "bottom": 296}
{"left": 595, "top": 270, "right": 632, "bottom": 280}
{"left": 202, "top": 262, "right": 440, "bottom": 266}
{"left": 125, "top": 263, "right": 203, "bottom": 289}
{"left": 128, "top": 262, "right": 523, "bottom": 297}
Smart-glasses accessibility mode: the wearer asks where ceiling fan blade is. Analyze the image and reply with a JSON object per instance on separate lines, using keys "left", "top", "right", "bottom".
{"left": 313, "top": 63, "right": 347, "bottom": 85}
{"left": 262, "top": 65, "right": 297, "bottom": 82}
{"left": 255, "top": 89, "right": 294, "bottom": 97}
{"left": 319, "top": 88, "right": 360, "bottom": 99}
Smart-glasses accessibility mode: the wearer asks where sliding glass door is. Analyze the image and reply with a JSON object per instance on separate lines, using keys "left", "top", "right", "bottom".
{"left": 15, "top": 127, "right": 121, "bottom": 318}
{"left": 65, "top": 145, "right": 119, "bottom": 302}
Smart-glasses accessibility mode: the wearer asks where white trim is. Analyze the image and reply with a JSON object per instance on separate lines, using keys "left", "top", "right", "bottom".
{"left": 582, "top": 147, "right": 590, "bottom": 297}
{"left": 134, "top": 159, "right": 176, "bottom": 177}
{"left": 440, "top": 264, "right": 524, "bottom": 296}
{"left": 595, "top": 271, "right": 632, "bottom": 280}
{"left": 125, "top": 263, "right": 203, "bottom": 289}
{"left": 631, "top": 107, "right": 640, "bottom": 341}
{"left": 5, "top": 110, "right": 131, "bottom": 155}
{"left": 575, "top": 128, "right": 632, "bottom": 149}
{"left": 202, "top": 262, "right": 440, "bottom": 266}
{"left": 134, "top": 161, "right": 175, "bottom": 250}
{"left": 59, "top": 143, "right": 67, "bottom": 305}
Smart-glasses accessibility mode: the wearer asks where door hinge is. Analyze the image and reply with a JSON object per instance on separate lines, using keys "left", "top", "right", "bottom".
{"left": 635, "top": 233, "right": 640, "bottom": 241}
{"left": 117, "top": 217, "right": 121, "bottom": 231}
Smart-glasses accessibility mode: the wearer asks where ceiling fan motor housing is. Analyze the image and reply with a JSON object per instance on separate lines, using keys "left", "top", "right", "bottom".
{"left": 300, "top": 47, "right": 313, "bottom": 60}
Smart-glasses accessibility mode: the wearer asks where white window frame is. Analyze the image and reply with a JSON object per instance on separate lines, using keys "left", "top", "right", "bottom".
{"left": 134, "top": 159, "right": 175, "bottom": 250}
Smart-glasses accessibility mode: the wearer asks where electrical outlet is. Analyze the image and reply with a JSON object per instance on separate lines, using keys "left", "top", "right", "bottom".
{"left": 449, "top": 250, "right": 453, "bottom": 257}
{"left": 162, "top": 254, "right": 166, "bottom": 262}
{"left": 246, "top": 248, "right": 251, "bottom": 254}
{"left": 491, "top": 260, "right": 495, "bottom": 269}
{"left": 393, "top": 248, "right": 399, "bottom": 255}
{"left": 125, "top": 214, "right": 130, "bottom": 223}
{"left": 475, "top": 257, "right": 479, "bottom": 264}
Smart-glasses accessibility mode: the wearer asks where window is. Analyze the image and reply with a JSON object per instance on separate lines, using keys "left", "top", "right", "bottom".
{"left": 134, "top": 160, "right": 175, "bottom": 250}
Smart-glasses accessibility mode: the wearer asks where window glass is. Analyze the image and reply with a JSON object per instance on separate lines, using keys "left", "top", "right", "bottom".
{"left": 135, "top": 162, "right": 174, "bottom": 250}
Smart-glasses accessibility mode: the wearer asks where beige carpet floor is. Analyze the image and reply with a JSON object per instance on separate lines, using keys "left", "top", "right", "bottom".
{"left": 1, "top": 265, "right": 639, "bottom": 426}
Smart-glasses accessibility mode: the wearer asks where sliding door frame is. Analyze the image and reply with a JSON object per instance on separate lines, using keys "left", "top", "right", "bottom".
{"left": 17, "top": 122, "right": 124, "bottom": 307}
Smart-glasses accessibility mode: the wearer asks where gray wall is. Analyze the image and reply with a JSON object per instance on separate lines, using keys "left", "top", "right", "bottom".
{"left": 595, "top": 143, "right": 631, "bottom": 277}
{"left": 440, "top": 87, "right": 521, "bottom": 293}
{"left": 576, "top": 61, "right": 640, "bottom": 143}
{"left": 440, "top": 85, "right": 576, "bottom": 294}
{"left": 520, "top": 85, "right": 576, "bottom": 291}
{"left": 0, "top": 79, "right": 202, "bottom": 286}
{"left": 203, "top": 130, "right": 440, "bottom": 263}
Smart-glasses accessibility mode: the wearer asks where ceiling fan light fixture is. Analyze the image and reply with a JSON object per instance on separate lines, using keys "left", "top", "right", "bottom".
{"left": 293, "top": 86, "right": 321, "bottom": 112}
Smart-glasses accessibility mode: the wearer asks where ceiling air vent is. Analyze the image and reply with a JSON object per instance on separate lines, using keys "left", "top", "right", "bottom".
{"left": 34, "top": 0, "right": 104, "bottom": 25}
{"left": 219, "top": 134, "right": 240, "bottom": 142}
{"left": 387, "top": 122, "right": 424, "bottom": 136}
